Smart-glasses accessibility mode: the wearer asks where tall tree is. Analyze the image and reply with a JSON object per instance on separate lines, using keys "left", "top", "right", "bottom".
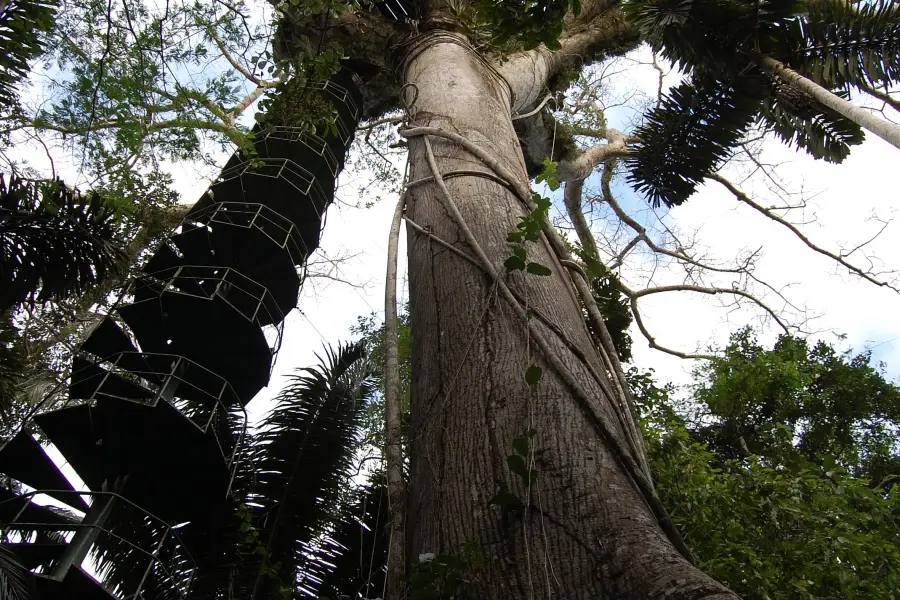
{"left": 633, "top": 331, "right": 900, "bottom": 599}
{"left": 264, "top": 0, "right": 898, "bottom": 597}
{"left": 7, "top": 0, "right": 898, "bottom": 597}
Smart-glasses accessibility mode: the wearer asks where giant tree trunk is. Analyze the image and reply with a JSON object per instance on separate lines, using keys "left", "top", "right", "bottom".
{"left": 402, "top": 31, "right": 738, "bottom": 599}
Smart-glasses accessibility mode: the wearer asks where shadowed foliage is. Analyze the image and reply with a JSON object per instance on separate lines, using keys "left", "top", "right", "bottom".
{"left": 623, "top": 0, "right": 892, "bottom": 206}
{"left": 161, "top": 343, "right": 380, "bottom": 600}
{"left": 0, "top": 542, "right": 35, "bottom": 600}
{"left": 311, "top": 474, "right": 389, "bottom": 599}
{"left": 0, "top": 174, "right": 125, "bottom": 311}
{"left": 0, "top": 0, "right": 56, "bottom": 112}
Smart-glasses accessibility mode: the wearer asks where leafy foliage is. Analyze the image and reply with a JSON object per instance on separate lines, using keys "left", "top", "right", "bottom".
{"left": 623, "top": 0, "right": 894, "bottom": 206}
{"left": 632, "top": 330, "right": 900, "bottom": 598}
{"left": 0, "top": 312, "right": 29, "bottom": 424}
{"left": 313, "top": 475, "right": 390, "bottom": 599}
{"left": 0, "top": 542, "right": 34, "bottom": 600}
{"left": 350, "top": 307, "right": 412, "bottom": 450}
{"left": 585, "top": 261, "right": 633, "bottom": 362}
{"left": 0, "top": 0, "right": 56, "bottom": 112}
{"left": 467, "top": 0, "right": 579, "bottom": 50}
{"left": 0, "top": 174, "right": 125, "bottom": 311}
{"left": 782, "top": 0, "right": 900, "bottom": 90}
{"left": 691, "top": 328, "right": 900, "bottom": 481}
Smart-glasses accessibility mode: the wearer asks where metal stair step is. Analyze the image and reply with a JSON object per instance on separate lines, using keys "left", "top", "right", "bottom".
{"left": 79, "top": 318, "right": 138, "bottom": 360}
{"left": 0, "top": 432, "right": 89, "bottom": 511}
{"left": 33, "top": 404, "right": 105, "bottom": 491}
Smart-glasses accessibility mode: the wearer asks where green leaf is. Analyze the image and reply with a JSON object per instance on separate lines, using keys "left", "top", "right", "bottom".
{"left": 513, "top": 246, "right": 527, "bottom": 260}
{"left": 507, "top": 455, "right": 530, "bottom": 479}
{"left": 526, "top": 262, "right": 552, "bottom": 276}
{"left": 488, "top": 491, "right": 524, "bottom": 508}
{"left": 507, "top": 231, "right": 525, "bottom": 243}
{"left": 513, "top": 435, "right": 529, "bottom": 457}
{"left": 525, "top": 365, "right": 543, "bottom": 386}
{"left": 534, "top": 195, "right": 552, "bottom": 212}
{"left": 583, "top": 256, "right": 607, "bottom": 279}
{"left": 504, "top": 255, "right": 526, "bottom": 271}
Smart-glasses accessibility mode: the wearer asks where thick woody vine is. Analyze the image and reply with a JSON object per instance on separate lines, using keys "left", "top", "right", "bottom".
{"left": 390, "top": 122, "right": 693, "bottom": 565}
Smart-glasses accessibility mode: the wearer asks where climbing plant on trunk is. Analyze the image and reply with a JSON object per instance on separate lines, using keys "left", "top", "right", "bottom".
{"left": 263, "top": 0, "right": 900, "bottom": 598}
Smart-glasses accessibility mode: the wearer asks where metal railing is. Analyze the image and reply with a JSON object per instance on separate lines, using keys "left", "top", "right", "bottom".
{"left": 1, "top": 489, "right": 197, "bottom": 600}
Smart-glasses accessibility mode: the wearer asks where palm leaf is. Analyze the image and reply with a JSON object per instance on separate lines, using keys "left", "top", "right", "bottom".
{"left": 247, "top": 342, "right": 375, "bottom": 598}
{"left": 0, "top": 543, "right": 35, "bottom": 600}
{"left": 781, "top": 0, "right": 900, "bottom": 90}
{"left": 0, "top": 174, "right": 125, "bottom": 311}
{"left": 308, "top": 474, "right": 389, "bottom": 600}
{"left": 759, "top": 90, "right": 865, "bottom": 162}
{"left": 627, "top": 74, "right": 766, "bottom": 207}
{"left": 0, "top": 0, "right": 56, "bottom": 111}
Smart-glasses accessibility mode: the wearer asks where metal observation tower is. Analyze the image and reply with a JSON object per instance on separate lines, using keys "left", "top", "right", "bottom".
{"left": 0, "top": 68, "right": 364, "bottom": 599}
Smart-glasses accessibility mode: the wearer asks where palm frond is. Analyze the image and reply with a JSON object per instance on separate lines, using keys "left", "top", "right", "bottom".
{"left": 627, "top": 74, "right": 765, "bottom": 207}
{"left": 0, "top": 312, "right": 28, "bottom": 423}
{"left": 178, "top": 431, "right": 260, "bottom": 600}
{"left": 0, "top": 0, "right": 56, "bottom": 111}
{"left": 308, "top": 474, "right": 389, "bottom": 600}
{"left": 782, "top": 0, "right": 900, "bottom": 90}
{"left": 0, "top": 542, "right": 35, "bottom": 600}
{"left": 90, "top": 500, "right": 189, "bottom": 600}
{"left": 0, "top": 174, "right": 125, "bottom": 311}
{"left": 759, "top": 91, "right": 865, "bottom": 162}
{"left": 245, "top": 342, "right": 374, "bottom": 598}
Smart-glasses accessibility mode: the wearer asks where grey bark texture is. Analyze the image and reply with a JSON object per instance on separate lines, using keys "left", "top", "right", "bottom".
{"left": 400, "top": 30, "right": 739, "bottom": 600}
{"left": 385, "top": 194, "right": 408, "bottom": 599}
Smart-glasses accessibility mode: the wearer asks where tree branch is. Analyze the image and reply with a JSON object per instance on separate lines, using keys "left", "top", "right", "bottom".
{"left": 708, "top": 172, "right": 900, "bottom": 294}
{"left": 555, "top": 129, "right": 630, "bottom": 181}
{"left": 627, "top": 295, "right": 715, "bottom": 361}
{"left": 859, "top": 83, "right": 900, "bottom": 114}
{"left": 384, "top": 193, "right": 406, "bottom": 600}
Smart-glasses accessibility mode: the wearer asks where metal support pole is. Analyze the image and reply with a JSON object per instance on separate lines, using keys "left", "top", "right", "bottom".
{"left": 50, "top": 478, "right": 125, "bottom": 579}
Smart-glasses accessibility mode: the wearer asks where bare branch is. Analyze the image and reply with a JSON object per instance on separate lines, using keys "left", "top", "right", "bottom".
{"left": 708, "top": 172, "right": 900, "bottom": 294}
{"left": 628, "top": 295, "right": 715, "bottom": 360}
{"left": 201, "top": 17, "right": 271, "bottom": 87}
{"left": 357, "top": 114, "right": 404, "bottom": 131}
{"left": 628, "top": 283, "right": 790, "bottom": 332}
{"left": 859, "top": 83, "right": 900, "bottom": 114}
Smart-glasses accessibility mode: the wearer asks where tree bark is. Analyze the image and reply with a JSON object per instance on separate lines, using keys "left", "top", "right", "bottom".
{"left": 384, "top": 194, "right": 407, "bottom": 599}
{"left": 401, "top": 30, "right": 739, "bottom": 600}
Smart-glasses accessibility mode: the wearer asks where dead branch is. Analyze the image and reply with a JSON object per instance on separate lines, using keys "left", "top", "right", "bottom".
{"left": 708, "top": 173, "right": 900, "bottom": 294}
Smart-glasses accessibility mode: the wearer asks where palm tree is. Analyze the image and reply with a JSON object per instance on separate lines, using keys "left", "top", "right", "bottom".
{"left": 624, "top": 0, "right": 900, "bottom": 207}
{"left": 0, "top": 174, "right": 125, "bottom": 311}
{"left": 85, "top": 342, "right": 390, "bottom": 600}
{"left": 0, "top": 0, "right": 56, "bottom": 112}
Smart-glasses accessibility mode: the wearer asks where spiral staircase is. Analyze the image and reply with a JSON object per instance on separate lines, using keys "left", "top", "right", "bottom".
{"left": 0, "top": 68, "right": 364, "bottom": 599}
